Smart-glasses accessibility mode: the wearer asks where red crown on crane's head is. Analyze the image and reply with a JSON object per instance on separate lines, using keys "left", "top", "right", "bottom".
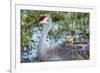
{"left": 39, "top": 16, "right": 46, "bottom": 21}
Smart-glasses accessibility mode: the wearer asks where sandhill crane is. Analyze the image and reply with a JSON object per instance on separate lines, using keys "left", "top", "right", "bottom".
{"left": 38, "top": 14, "right": 89, "bottom": 62}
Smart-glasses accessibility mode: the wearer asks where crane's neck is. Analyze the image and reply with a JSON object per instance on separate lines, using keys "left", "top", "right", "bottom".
{"left": 40, "top": 23, "right": 52, "bottom": 45}
{"left": 40, "top": 16, "right": 52, "bottom": 43}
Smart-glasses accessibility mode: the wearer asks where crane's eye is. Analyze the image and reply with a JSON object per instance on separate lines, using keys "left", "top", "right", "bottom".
{"left": 47, "top": 19, "right": 49, "bottom": 22}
